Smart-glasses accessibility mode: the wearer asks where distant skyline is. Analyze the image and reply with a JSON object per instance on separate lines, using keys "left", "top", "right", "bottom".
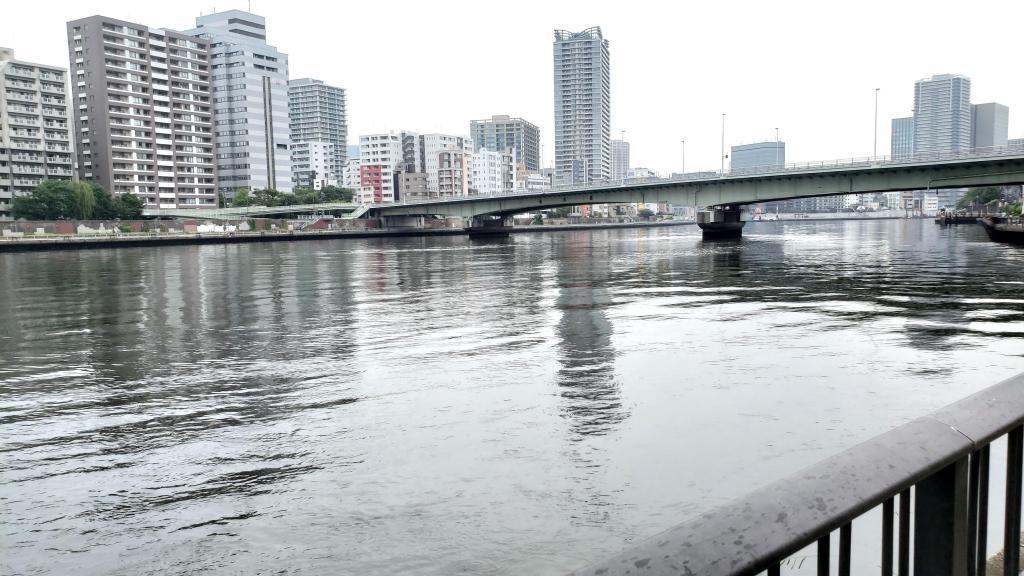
{"left": 3, "top": 0, "right": 1023, "bottom": 175}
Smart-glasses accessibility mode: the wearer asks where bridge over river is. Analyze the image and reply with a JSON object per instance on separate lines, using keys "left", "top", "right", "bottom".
{"left": 143, "top": 148, "right": 1024, "bottom": 238}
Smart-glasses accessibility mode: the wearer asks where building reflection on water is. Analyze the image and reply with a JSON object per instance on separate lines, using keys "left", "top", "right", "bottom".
{"left": 553, "top": 232, "right": 627, "bottom": 438}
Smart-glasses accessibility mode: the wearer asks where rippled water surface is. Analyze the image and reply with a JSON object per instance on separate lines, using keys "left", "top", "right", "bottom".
{"left": 2, "top": 220, "right": 1023, "bottom": 575}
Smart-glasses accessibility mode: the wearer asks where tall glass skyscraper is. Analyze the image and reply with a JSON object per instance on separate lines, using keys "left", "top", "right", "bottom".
{"left": 553, "top": 27, "right": 610, "bottom": 186}
{"left": 891, "top": 117, "right": 914, "bottom": 159}
{"left": 913, "top": 74, "right": 971, "bottom": 154}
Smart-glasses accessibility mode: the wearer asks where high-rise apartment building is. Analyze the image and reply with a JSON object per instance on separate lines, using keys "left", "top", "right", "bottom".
{"left": 187, "top": 10, "right": 291, "bottom": 198}
{"left": 971, "top": 103, "right": 1009, "bottom": 150}
{"left": 290, "top": 141, "right": 337, "bottom": 189}
{"left": 66, "top": 16, "right": 217, "bottom": 209}
{"left": 0, "top": 48, "right": 74, "bottom": 219}
{"left": 913, "top": 74, "right": 971, "bottom": 154}
{"left": 469, "top": 115, "right": 540, "bottom": 171}
{"left": 288, "top": 77, "right": 346, "bottom": 188}
{"left": 891, "top": 116, "right": 914, "bottom": 159}
{"left": 358, "top": 132, "right": 402, "bottom": 203}
{"left": 437, "top": 149, "right": 470, "bottom": 197}
{"left": 421, "top": 133, "right": 472, "bottom": 195}
{"left": 553, "top": 27, "right": 610, "bottom": 186}
{"left": 730, "top": 141, "right": 785, "bottom": 170}
{"left": 610, "top": 139, "right": 629, "bottom": 181}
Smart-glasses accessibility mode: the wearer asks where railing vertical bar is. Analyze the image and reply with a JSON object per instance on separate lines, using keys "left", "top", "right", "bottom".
{"left": 883, "top": 497, "right": 895, "bottom": 576}
{"left": 839, "top": 522, "right": 852, "bottom": 576}
{"left": 969, "top": 450, "right": 981, "bottom": 576}
{"left": 1005, "top": 425, "right": 1023, "bottom": 576}
{"left": 899, "top": 488, "right": 911, "bottom": 576}
{"left": 977, "top": 445, "right": 990, "bottom": 576}
{"left": 768, "top": 564, "right": 781, "bottom": 576}
{"left": 818, "top": 534, "right": 831, "bottom": 576}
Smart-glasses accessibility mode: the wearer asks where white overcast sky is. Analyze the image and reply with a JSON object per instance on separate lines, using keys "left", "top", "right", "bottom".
{"left": 4, "top": 0, "right": 1023, "bottom": 174}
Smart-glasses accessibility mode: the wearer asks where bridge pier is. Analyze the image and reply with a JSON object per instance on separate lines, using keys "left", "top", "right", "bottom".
{"left": 697, "top": 206, "right": 746, "bottom": 239}
{"left": 380, "top": 215, "right": 425, "bottom": 228}
{"left": 466, "top": 215, "right": 512, "bottom": 238}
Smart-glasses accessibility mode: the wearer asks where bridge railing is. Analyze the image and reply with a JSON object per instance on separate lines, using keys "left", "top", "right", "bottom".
{"left": 568, "top": 371, "right": 1024, "bottom": 576}
{"left": 376, "top": 145, "right": 1024, "bottom": 210}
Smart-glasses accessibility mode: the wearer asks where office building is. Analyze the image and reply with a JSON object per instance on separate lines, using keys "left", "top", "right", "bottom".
{"left": 0, "top": 48, "right": 74, "bottom": 219}
{"left": 471, "top": 148, "right": 516, "bottom": 196}
{"left": 611, "top": 139, "right": 629, "bottom": 181}
{"left": 971, "top": 103, "right": 1009, "bottom": 150}
{"left": 66, "top": 16, "right": 217, "bottom": 209}
{"left": 288, "top": 77, "right": 346, "bottom": 188}
{"left": 730, "top": 141, "right": 785, "bottom": 170}
{"left": 290, "top": 141, "right": 337, "bottom": 189}
{"left": 891, "top": 117, "right": 914, "bottom": 159}
{"left": 913, "top": 74, "right": 971, "bottom": 154}
{"left": 469, "top": 115, "right": 540, "bottom": 171}
{"left": 553, "top": 27, "right": 611, "bottom": 186}
{"left": 187, "top": 10, "right": 292, "bottom": 198}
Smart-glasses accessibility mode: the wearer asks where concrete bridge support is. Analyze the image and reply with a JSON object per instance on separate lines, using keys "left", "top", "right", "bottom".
{"left": 381, "top": 215, "right": 425, "bottom": 228}
{"left": 466, "top": 215, "right": 512, "bottom": 238}
{"left": 697, "top": 206, "right": 746, "bottom": 239}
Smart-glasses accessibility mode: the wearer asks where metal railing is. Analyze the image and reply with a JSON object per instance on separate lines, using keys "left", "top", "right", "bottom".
{"left": 375, "top": 146, "right": 1024, "bottom": 210}
{"left": 569, "top": 371, "right": 1024, "bottom": 576}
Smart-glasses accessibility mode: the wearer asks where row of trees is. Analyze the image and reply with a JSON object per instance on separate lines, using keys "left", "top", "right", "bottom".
{"left": 12, "top": 180, "right": 144, "bottom": 220}
{"left": 232, "top": 186, "right": 354, "bottom": 207}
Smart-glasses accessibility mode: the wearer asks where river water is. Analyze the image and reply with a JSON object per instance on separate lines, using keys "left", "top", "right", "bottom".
{"left": 1, "top": 220, "right": 1022, "bottom": 575}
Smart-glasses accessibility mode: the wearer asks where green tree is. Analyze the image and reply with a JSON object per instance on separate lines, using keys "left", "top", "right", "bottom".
{"left": 957, "top": 187, "right": 1002, "bottom": 209}
{"left": 531, "top": 214, "right": 543, "bottom": 225}
{"left": 233, "top": 189, "right": 253, "bottom": 207}
{"left": 13, "top": 180, "right": 77, "bottom": 219}
{"left": 114, "top": 193, "right": 144, "bottom": 219}
{"left": 93, "top": 186, "right": 117, "bottom": 219}
{"left": 70, "top": 181, "right": 96, "bottom": 219}
{"left": 638, "top": 208, "right": 655, "bottom": 218}
{"left": 252, "top": 188, "right": 282, "bottom": 206}
{"left": 1007, "top": 202, "right": 1022, "bottom": 217}
{"left": 319, "top": 186, "right": 354, "bottom": 202}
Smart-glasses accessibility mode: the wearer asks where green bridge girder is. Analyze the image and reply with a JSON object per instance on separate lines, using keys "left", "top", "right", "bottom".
{"left": 372, "top": 153, "right": 1024, "bottom": 220}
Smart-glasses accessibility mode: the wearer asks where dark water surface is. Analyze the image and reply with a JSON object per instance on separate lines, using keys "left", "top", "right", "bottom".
{"left": 1, "top": 220, "right": 1022, "bottom": 575}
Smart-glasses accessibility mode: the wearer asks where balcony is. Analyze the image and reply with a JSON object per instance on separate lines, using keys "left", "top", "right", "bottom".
{"left": 46, "top": 168, "right": 73, "bottom": 177}
{"left": 8, "top": 116, "right": 40, "bottom": 127}
{"left": 5, "top": 67, "right": 36, "bottom": 79}
{"left": 11, "top": 153, "right": 43, "bottom": 163}
{"left": 11, "top": 165, "right": 45, "bottom": 174}
{"left": 45, "top": 156, "right": 72, "bottom": 164}
{"left": 5, "top": 93, "right": 36, "bottom": 103}
{"left": 5, "top": 80, "right": 36, "bottom": 89}
{"left": 13, "top": 178, "right": 41, "bottom": 187}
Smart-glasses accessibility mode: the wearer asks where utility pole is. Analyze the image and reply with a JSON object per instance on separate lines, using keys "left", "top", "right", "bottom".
{"left": 874, "top": 88, "right": 880, "bottom": 157}
{"left": 681, "top": 138, "right": 686, "bottom": 175}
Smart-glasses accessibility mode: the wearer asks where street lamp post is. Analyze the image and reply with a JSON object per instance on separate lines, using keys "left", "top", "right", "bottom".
{"left": 873, "top": 88, "right": 880, "bottom": 157}
{"left": 681, "top": 138, "right": 686, "bottom": 175}
{"left": 721, "top": 113, "right": 726, "bottom": 175}
{"left": 775, "top": 127, "right": 780, "bottom": 167}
